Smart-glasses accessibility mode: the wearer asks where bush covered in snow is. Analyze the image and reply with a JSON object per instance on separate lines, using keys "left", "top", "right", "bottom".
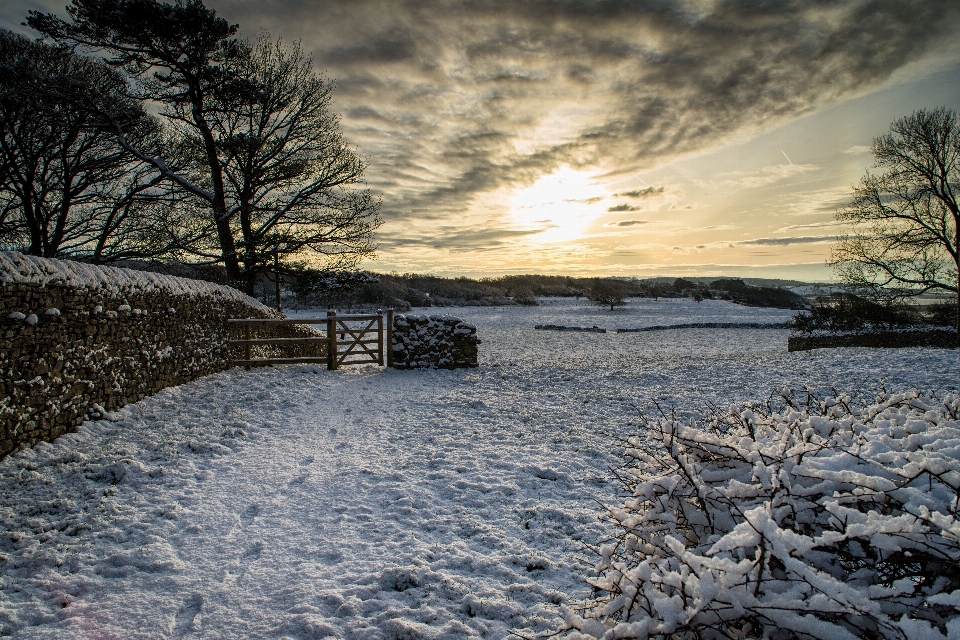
{"left": 564, "top": 390, "right": 960, "bottom": 640}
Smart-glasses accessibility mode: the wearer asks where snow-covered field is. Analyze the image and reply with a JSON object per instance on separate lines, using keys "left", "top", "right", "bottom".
{"left": 1, "top": 298, "right": 956, "bottom": 639}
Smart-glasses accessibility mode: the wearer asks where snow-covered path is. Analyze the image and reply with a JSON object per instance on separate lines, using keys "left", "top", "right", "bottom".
{"left": 0, "top": 364, "right": 621, "bottom": 640}
{"left": 1, "top": 299, "right": 957, "bottom": 639}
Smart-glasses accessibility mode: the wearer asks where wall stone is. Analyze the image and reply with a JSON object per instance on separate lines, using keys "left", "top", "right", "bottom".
{"left": 1, "top": 253, "right": 322, "bottom": 459}
{"left": 391, "top": 314, "right": 479, "bottom": 369}
{"left": 787, "top": 329, "right": 957, "bottom": 352}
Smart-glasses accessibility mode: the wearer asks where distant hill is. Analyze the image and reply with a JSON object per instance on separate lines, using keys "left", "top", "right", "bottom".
{"left": 637, "top": 276, "right": 820, "bottom": 289}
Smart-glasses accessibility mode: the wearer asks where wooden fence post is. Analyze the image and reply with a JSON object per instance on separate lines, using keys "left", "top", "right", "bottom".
{"left": 327, "top": 310, "right": 338, "bottom": 370}
{"left": 244, "top": 324, "right": 251, "bottom": 370}
{"left": 274, "top": 252, "right": 281, "bottom": 313}
{"left": 385, "top": 309, "right": 394, "bottom": 368}
{"left": 376, "top": 309, "right": 385, "bottom": 366}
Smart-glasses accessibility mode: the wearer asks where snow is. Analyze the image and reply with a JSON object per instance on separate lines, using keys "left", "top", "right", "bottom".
{"left": 0, "top": 251, "right": 268, "bottom": 310}
{"left": 565, "top": 387, "right": 960, "bottom": 638}
{"left": 1, "top": 297, "right": 957, "bottom": 639}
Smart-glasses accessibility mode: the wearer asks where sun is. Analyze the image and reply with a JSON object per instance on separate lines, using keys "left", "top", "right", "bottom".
{"left": 508, "top": 167, "right": 607, "bottom": 242}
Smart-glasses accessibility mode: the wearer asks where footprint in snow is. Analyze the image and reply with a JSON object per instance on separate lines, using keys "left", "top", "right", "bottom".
{"left": 528, "top": 466, "right": 565, "bottom": 482}
{"left": 222, "top": 542, "right": 264, "bottom": 582}
{"left": 288, "top": 473, "right": 310, "bottom": 487}
{"left": 171, "top": 593, "right": 203, "bottom": 639}
{"left": 241, "top": 541, "right": 263, "bottom": 563}
{"left": 240, "top": 503, "right": 260, "bottom": 527}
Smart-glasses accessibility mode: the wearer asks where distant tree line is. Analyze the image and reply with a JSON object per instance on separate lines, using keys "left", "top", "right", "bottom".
{"left": 288, "top": 271, "right": 809, "bottom": 312}
{"left": 0, "top": 0, "right": 380, "bottom": 294}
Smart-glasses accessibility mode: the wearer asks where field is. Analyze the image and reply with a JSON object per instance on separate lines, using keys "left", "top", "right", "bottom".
{"left": 1, "top": 298, "right": 956, "bottom": 639}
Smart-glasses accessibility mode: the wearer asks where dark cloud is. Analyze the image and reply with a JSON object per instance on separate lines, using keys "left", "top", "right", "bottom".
{"left": 606, "top": 219, "right": 649, "bottom": 227}
{"left": 742, "top": 235, "right": 836, "bottom": 246}
{"left": 566, "top": 63, "right": 594, "bottom": 83}
{"left": 616, "top": 187, "right": 664, "bottom": 198}
{"left": 186, "top": 1, "right": 960, "bottom": 218}
{"left": 607, "top": 203, "right": 641, "bottom": 212}
{"left": 9, "top": 0, "right": 959, "bottom": 230}
{"left": 322, "top": 28, "right": 419, "bottom": 65}
{"left": 384, "top": 226, "right": 543, "bottom": 251}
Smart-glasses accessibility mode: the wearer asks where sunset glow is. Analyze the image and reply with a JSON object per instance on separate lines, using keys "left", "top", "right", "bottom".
{"left": 3, "top": 0, "right": 959, "bottom": 280}
{"left": 508, "top": 167, "right": 608, "bottom": 243}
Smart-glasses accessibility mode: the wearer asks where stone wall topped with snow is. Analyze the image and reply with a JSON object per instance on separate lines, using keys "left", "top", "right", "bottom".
{"left": 1, "top": 251, "right": 320, "bottom": 459}
{"left": 788, "top": 329, "right": 957, "bottom": 351}
{"left": 391, "top": 314, "right": 480, "bottom": 370}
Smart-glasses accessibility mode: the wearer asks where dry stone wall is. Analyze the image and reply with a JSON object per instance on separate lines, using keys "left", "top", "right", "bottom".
{"left": 1, "top": 252, "right": 321, "bottom": 459}
{"left": 787, "top": 329, "right": 957, "bottom": 352}
{"left": 391, "top": 314, "right": 479, "bottom": 369}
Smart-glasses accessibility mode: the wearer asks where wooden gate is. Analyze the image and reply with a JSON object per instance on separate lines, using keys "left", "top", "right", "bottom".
{"left": 228, "top": 309, "right": 394, "bottom": 370}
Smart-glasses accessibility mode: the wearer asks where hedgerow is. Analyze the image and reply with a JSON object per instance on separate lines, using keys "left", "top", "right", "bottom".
{"left": 563, "top": 389, "right": 960, "bottom": 640}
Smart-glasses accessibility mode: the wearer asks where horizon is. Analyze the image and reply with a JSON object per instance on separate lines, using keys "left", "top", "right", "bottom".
{"left": 3, "top": 0, "right": 960, "bottom": 281}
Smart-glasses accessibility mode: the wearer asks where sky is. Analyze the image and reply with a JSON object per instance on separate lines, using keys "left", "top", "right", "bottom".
{"left": 4, "top": 0, "right": 960, "bottom": 281}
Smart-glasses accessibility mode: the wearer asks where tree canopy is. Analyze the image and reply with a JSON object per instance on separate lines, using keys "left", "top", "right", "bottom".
{"left": 22, "top": 0, "right": 380, "bottom": 287}
{"left": 0, "top": 29, "right": 181, "bottom": 262}
{"left": 201, "top": 35, "right": 380, "bottom": 292}
{"left": 588, "top": 278, "right": 630, "bottom": 311}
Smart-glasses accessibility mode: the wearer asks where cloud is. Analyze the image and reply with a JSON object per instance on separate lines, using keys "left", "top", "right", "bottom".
{"left": 383, "top": 225, "right": 544, "bottom": 251}
{"left": 775, "top": 221, "right": 847, "bottom": 233}
{"left": 202, "top": 0, "right": 960, "bottom": 222}
{"left": 686, "top": 234, "right": 837, "bottom": 252}
{"left": 321, "top": 27, "right": 419, "bottom": 65}
{"left": 696, "top": 163, "right": 820, "bottom": 191}
{"left": 13, "top": 0, "right": 958, "bottom": 258}
{"left": 741, "top": 235, "right": 837, "bottom": 246}
{"left": 604, "top": 219, "right": 650, "bottom": 228}
{"left": 615, "top": 187, "right": 664, "bottom": 198}
{"left": 843, "top": 145, "right": 873, "bottom": 155}
{"left": 607, "top": 203, "right": 642, "bottom": 212}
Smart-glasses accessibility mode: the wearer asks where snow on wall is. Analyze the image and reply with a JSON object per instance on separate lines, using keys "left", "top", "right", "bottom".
{"left": 1, "top": 252, "right": 319, "bottom": 459}
{"left": 0, "top": 251, "right": 271, "bottom": 309}
{"left": 391, "top": 314, "right": 480, "bottom": 369}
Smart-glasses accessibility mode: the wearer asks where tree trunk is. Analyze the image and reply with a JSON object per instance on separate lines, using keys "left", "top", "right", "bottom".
{"left": 215, "top": 214, "right": 241, "bottom": 282}
{"left": 190, "top": 85, "right": 240, "bottom": 282}
{"left": 24, "top": 199, "right": 43, "bottom": 257}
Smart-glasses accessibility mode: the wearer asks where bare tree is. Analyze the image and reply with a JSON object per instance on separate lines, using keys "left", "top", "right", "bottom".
{"left": 0, "top": 153, "right": 24, "bottom": 250}
{"left": 0, "top": 28, "right": 180, "bottom": 261}
{"left": 29, "top": 3, "right": 381, "bottom": 289}
{"left": 831, "top": 107, "right": 959, "bottom": 345}
{"left": 200, "top": 35, "right": 381, "bottom": 294}
{"left": 83, "top": 158, "right": 212, "bottom": 264}
{"left": 28, "top": 0, "right": 249, "bottom": 280}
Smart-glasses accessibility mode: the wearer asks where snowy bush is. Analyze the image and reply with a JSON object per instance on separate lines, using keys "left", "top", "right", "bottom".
{"left": 564, "top": 389, "right": 960, "bottom": 640}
